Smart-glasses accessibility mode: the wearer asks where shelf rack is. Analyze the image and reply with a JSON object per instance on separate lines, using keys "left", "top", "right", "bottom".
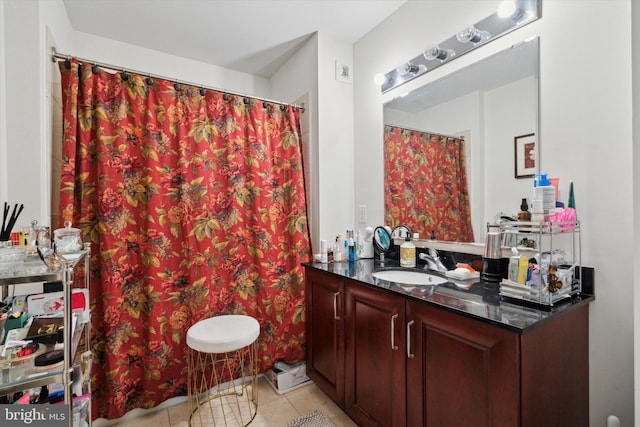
{"left": 0, "top": 245, "right": 91, "bottom": 426}
{"left": 498, "top": 220, "right": 581, "bottom": 307}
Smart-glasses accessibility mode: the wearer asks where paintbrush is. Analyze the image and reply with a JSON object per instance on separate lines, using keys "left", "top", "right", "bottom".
{"left": 0, "top": 203, "right": 24, "bottom": 241}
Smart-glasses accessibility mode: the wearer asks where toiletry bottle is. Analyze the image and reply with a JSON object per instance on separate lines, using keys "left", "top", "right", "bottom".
{"left": 320, "top": 239, "right": 328, "bottom": 263}
{"left": 568, "top": 181, "right": 576, "bottom": 209}
{"left": 354, "top": 230, "right": 360, "bottom": 260}
{"left": 344, "top": 236, "right": 349, "bottom": 261}
{"left": 400, "top": 235, "right": 416, "bottom": 268}
{"left": 347, "top": 230, "right": 356, "bottom": 262}
{"left": 334, "top": 235, "right": 343, "bottom": 262}
{"left": 530, "top": 199, "right": 544, "bottom": 223}
{"left": 533, "top": 174, "right": 555, "bottom": 218}
{"left": 518, "top": 198, "right": 531, "bottom": 221}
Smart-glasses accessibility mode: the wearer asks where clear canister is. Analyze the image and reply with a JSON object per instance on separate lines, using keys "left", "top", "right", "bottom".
{"left": 54, "top": 221, "right": 82, "bottom": 254}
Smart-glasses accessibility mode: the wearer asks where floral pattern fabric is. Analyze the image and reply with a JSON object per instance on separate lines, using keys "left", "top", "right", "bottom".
{"left": 384, "top": 125, "right": 474, "bottom": 242}
{"left": 59, "top": 59, "right": 311, "bottom": 420}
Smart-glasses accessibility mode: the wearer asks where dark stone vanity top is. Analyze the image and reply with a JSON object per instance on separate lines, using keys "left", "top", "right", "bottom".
{"left": 303, "top": 259, "right": 594, "bottom": 333}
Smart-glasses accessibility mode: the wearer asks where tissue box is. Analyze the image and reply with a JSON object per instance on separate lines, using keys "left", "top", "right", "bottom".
{"left": 265, "top": 361, "right": 310, "bottom": 393}
{"left": 26, "top": 289, "right": 90, "bottom": 324}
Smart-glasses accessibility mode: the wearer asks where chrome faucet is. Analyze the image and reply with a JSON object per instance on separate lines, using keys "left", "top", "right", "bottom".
{"left": 419, "top": 248, "right": 448, "bottom": 273}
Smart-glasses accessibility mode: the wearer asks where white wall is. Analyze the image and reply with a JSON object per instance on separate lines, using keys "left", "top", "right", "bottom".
{"left": 2, "top": 0, "right": 46, "bottom": 226}
{"left": 355, "top": 0, "right": 633, "bottom": 425}
{"left": 484, "top": 77, "right": 537, "bottom": 222}
{"left": 634, "top": 0, "right": 640, "bottom": 423}
{"left": 271, "top": 33, "right": 320, "bottom": 250}
{"left": 316, "top": 33, "right": 355, "bottom": 248}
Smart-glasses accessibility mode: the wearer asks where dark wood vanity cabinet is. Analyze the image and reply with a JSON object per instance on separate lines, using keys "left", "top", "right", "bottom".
{"left": 344, "top": 280, "right": 406, "bottom": 427}
{"left": 405, "top": 301, "right": 519, "bottom": 426}
{"left": 305, "top": 269, "right": 344, "bottom": 404}
{"left": 305, "top": 267, "right": 589, "bottom": 427}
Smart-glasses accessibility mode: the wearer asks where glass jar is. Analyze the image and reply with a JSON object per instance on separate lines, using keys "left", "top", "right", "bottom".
{"left": 53, "top": 221, "right": 82, "bottom": 254}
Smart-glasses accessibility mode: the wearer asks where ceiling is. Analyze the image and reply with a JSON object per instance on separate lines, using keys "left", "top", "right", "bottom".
{"left": 62, "top": 0, "right": 407, "bottom": 78}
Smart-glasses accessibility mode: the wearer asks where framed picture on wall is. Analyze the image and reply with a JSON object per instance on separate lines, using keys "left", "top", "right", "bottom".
{"left": 514, "top": 133, "right": 536, "bottom": 178}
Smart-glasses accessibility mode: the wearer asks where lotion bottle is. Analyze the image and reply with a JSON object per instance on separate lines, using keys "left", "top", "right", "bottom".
{"left": 400, "top": 235, "right": 416, "bottom": 268}
{"left": 533, "top": 174, "right": 555, "bottom": 218}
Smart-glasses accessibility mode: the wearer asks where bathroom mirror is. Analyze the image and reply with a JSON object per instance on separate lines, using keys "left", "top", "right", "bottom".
{"left": 383, "top": 37, "right": 539, "bottom": 243}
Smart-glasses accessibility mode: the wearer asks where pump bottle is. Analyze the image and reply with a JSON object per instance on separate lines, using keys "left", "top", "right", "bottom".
{"left": 400, "top": 235, "right": 416, "bottom": 268}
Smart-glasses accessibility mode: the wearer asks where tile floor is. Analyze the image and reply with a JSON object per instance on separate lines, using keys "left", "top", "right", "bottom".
{"left": 96, "top": 377, "right": 357, "bottom": 427}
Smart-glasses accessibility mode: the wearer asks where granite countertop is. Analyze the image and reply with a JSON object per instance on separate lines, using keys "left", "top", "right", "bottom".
{"left": 303, "top": 258, "right": 594, "bottom": 333}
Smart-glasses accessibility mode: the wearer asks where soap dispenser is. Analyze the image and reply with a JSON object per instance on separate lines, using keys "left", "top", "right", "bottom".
{"left": 400, "top": 235, "right": 416, "bottom": 268}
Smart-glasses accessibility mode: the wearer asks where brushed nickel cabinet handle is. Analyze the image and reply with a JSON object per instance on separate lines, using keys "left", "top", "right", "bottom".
{"left": 333, "top": 292, "right": 340, "bottom": 320}
{"left": 407, "top": 320, "right": 415, "bottom": 359}
{"left": 391, "top": 314, "right": 399, "bottom": 350}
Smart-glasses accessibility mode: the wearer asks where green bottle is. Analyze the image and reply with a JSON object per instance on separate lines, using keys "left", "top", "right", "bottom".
{"left": 568, "top": 181, "right": 575, "bottom": 209}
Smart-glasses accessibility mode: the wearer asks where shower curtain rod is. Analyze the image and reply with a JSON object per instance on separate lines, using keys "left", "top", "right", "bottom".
{"left": 51, "top": 47, "right": 305, "bottom": 112}
{"left": 384, "top": 123, "right": 464, "bottom": 141}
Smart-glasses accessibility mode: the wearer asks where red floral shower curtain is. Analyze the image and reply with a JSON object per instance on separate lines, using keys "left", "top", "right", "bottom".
{"left": 384, "top": 125, "right": 474, "bottom": 242}
{"left": 59, "top": 59, "right": 311, "bottom": 420}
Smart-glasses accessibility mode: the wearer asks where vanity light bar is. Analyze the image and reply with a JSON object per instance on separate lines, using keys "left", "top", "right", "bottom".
{"left": 380, "top": 0, "right": 540, "bottom": 94}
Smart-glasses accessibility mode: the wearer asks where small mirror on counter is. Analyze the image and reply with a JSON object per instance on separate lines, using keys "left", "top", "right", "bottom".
{"left": 373, "top": 226, "right": 392, "bottom": 255}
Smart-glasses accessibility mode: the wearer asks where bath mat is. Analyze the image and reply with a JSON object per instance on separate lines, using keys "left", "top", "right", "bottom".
{"left": 284, "top": 410, "right": 335, "bottom": 427}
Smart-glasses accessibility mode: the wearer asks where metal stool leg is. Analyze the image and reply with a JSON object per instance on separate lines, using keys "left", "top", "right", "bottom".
{"left": 187, "top": 341, "right": 258, "bottom": 426}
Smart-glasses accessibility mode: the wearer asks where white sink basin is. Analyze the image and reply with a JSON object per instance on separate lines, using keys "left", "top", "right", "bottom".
{"left": 372, "top": 270, "right": 448, "bottom": 286}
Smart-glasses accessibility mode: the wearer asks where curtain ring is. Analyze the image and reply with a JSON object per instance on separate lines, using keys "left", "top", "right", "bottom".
{"left": 280, "top": 104, "right": 286, "bottom": 111}
{"left": 64, "top": 56, "right": 71, "bottom": 69}
{"left": 91, "top": 63, "right": 100, "bottom": 74}
{"left": 121, "top": 70, "right": 129, "bottom": 81}
{"left": 262, "top": 101, "right": 268, "bottom": 108}
{"left": 243, "top": 97, "right": 249, "bottom": 105}
{"left": 223, "top": 93, "right": 229, "bottom": 101}
{"left": 146, "top": 75, "right": 154, "bottom": 85}
{"left": 199, "top": 87, "right": 206, "bottom": 96}
{"left": 174, "top": 81, "right": 181, "bottom": 91}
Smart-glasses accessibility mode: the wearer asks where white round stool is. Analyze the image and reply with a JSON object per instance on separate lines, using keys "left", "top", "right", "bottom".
{"left": 187, "top": 315, "right": 260, "bottom": 427}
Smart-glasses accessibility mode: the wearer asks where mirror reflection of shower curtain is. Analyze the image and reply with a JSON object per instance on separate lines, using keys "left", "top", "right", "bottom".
{"left": 384, "top": 125, "right": 474, "bottom": 242}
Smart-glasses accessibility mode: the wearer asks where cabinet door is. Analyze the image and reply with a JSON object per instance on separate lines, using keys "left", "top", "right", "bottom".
{"left": 305, "top": 269, "right": 345, "bottom": 404}
{"left": 344, "top": 281, "right": 406, "bottom": 427}
{"left": 406, "top": 302, "right": 520, "bottom": 427}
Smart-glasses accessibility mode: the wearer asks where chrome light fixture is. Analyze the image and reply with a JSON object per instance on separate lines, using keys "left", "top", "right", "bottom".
{"left": 378, "top": 0, "right": 540, "bottom": 93}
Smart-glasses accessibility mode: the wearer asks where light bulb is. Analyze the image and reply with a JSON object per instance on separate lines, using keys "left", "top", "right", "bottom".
{"left": 396, "top": 62, "right": 419, "bottom": 76}
{"left": 423, "top": 46, "right": 455, "bottom": 61}
{"left": 456, "top": 26, "right": 491, "bottom": 44}
{"left": 374, "top": 73, "right": 387, "bottom": 86}
{"left": 497, "top": 0, "right": 517, "bottom": 18}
